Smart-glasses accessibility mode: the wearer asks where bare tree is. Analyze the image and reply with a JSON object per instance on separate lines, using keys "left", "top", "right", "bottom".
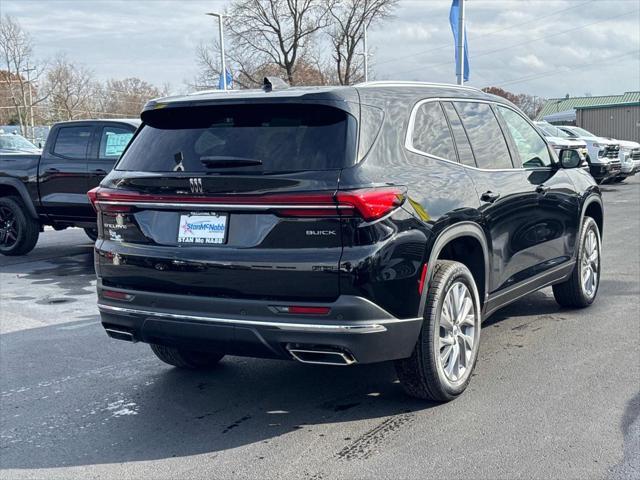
{"left": 225, "top": 0, "right": 329, "bottom": 86}
{"left": 98, "top": 77, "right": 166, "bottom": 117}
{"left": 326, "top": 0, "right": 397, "bottom": 85}
{"left": 44, "top": 56, "right": 95, "bottom": 121}
{"left": 0, "top": 15, "right": 47, "bottom": 135}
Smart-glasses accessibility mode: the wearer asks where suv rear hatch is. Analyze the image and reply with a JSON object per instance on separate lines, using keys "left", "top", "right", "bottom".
{"left": 93, "top": 102, "right": 357, "bottom": 301}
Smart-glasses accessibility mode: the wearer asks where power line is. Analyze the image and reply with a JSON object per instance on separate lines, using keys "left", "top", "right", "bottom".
{"left": 484, "top": 50, "right": 639, "bottom": 89}
{"left": 376, "top": 0, "right": 596, "bottom": 67}
{"left": 396, "top": 8, "right": 639, "bottom": 78}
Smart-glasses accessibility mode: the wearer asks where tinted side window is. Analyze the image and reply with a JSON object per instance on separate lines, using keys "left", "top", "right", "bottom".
{"left": 411, "top": 102, "right": 456, "bottom": 161}
{"left": 52, "top": 126, "right": 92, "bottom": 159}
{"left": 454, "top": 102, "right": 512, "bottom": 169}
{"left": 99, "top": 126, "right": 134, "bottom": 159}
{"left": 442, "top": 102, "right": 476, "bottom": 167}
{"left": 497, "top": 106, "right": 552, "bottom": 168}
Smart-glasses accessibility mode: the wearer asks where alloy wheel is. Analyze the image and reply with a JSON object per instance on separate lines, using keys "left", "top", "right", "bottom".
{"left": 438, "top": 281, "right": 479, "bottom": 383}
{"left": 581, "top": 228, "right": 599, "bottom": 298}
{"left": 0, "top": 205, "right": 19, "bottom": 249}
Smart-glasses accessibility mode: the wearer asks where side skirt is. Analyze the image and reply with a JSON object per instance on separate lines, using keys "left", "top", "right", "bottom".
{"left": 483, "top": 262, "right": 574, "bottom": 319}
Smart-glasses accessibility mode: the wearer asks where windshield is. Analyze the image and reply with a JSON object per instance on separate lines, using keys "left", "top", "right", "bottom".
{"left": 566, "top": 126, "right": 597, "bottom": 139}
{"left": 536, "top": 122, "right": 570, "bottom": 138}
{"left": 0, "top": 134, "right": 38, "bottom": 151}
{"left": 117, "top": 104, "right": 357, "bottom": 173}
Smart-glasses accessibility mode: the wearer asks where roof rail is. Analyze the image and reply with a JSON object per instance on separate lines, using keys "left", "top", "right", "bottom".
{"left": 355, "top": 80, "right": 482, "bottom": 92}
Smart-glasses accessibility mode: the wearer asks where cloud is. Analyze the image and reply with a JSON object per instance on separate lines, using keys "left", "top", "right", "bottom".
{"left": 2, "top": 0, "right": 639, "bottom": 98}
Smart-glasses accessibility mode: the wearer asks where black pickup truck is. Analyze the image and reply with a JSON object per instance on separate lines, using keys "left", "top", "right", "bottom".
{"left": 0, "top": 119, "right": 139, "bottom": 255}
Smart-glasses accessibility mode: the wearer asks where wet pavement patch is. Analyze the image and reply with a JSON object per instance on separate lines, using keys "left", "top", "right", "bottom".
{"left": 36, "top": 297, "right": 77, "bottom": 305}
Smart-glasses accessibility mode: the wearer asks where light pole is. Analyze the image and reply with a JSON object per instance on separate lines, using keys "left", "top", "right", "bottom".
{"left": 206, "top": 12, "right": 227, "bottom": 91}
{"left": 23, "top": 64, "right": 36, "bottom": 140}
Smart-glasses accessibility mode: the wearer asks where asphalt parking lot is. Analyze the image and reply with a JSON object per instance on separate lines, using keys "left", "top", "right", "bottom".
{"left": 1, "top": 177, "right": 638, "bottom": 480}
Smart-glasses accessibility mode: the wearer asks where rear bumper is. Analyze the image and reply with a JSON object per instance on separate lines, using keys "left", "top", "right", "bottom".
{"left": 96, "top": 283, "right": 422, "bottom": 364}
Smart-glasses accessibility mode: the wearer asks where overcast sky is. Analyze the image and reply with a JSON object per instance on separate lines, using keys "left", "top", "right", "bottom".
{"left": 3, "top": 0, "right": 639, "bottom": 98}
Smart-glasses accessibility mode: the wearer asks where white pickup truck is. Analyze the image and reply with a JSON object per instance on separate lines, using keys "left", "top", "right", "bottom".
{"left": 557, "top": 126, "right": 622, "bottom": 184}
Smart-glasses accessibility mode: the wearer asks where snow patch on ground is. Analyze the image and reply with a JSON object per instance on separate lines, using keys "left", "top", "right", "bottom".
{"left": 105, "top": 399, "right": 139, "bottom": 417}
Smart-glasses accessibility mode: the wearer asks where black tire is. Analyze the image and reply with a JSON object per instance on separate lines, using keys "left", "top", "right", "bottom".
{"left": 552, "top": 216, "right": 601, "bottom": 308}
{"left": 395, "top": 260, "right": 482, "bottom": 402}
{"left": 0, "top": 196, "right": 40, "bottom": 256}
{"left": 150, "top": 343, "right": 224, "bottom": 369}
{"left": 84, "top": 227, "right": 99, "bottom": 241}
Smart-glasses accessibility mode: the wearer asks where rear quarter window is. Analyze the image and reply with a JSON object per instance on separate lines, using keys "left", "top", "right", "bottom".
{"left": 410, "top": 101, "right": 456, "bottom": 161}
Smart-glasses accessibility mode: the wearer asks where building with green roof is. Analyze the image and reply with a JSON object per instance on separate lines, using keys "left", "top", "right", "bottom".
{"left": 537, "top": 92, "right": 640, "bottom": 141}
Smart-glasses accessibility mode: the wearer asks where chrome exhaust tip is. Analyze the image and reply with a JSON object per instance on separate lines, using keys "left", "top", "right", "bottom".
{"left": 105, "top": 328, "right": 137, "bottom": 343}
{"left": 287, "top": 348, "right": 356, "bottom": 366}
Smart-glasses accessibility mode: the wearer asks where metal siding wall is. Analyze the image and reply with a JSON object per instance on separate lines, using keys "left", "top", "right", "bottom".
{"left": 578, "top": 105, "right": 640, "bottom": 141}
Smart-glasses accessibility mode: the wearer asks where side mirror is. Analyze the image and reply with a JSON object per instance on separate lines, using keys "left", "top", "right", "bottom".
{"left": 559, "top": 149, "right": 581, "bottom": 169}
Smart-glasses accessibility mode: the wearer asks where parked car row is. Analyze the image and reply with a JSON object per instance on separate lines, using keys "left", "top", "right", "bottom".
{"left": 534, "top": 122, "right": 640, "bottom": 184}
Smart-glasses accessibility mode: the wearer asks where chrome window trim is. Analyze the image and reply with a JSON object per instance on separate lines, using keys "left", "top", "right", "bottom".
{"left": 356, "top": 80, "right": 482, "bottom": 93}
{"left": 404, "top": 97, "right": 556, "bottom": 173}
{"left": 97, "top": 303, "right": 422, "bottom": 334}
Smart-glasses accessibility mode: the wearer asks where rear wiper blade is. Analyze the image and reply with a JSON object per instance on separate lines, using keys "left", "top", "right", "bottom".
{"left": 200, "top": 156, "right": 263, "bottom": 168}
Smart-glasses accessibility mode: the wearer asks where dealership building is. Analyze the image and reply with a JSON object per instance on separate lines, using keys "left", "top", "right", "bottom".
{"left": 537, "top": 91, "right": 640, "bottom": 142}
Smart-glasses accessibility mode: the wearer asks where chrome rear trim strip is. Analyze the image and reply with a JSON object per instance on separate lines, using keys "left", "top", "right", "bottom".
{"left": 97, "top": 304, "right": 389, "bottom": 334}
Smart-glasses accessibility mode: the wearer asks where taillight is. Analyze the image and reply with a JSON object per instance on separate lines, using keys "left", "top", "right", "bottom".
{"left": 336, "top": 187, "right": 406, "bottom": 221}
{"left": 87, "top": 187, "right": 99, "bottom": 212}
{"left": 88, "top": 187, "right": 133, "bottom": 213}
{"left": 87, "top": 186, "right": 406, "bottom": 221}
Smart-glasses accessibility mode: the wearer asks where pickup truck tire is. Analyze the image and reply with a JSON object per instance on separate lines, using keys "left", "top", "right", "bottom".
{"left": 0, "top": 196, "right": 39, "bottom": 256}
{"left": 84, "top": 228, "right": 98, "bottom": 241}
{"left": 553, "top": 216, "right": 600, "bottom": 308}
{"left": 395, "top": 260, "right": 481, "bottom": 402}
{"left": 150, "top": 343, "right": 224, "bottom": 369}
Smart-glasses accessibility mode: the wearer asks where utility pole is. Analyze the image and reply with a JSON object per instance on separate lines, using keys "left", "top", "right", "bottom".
{"left": 206, "top": 12, "right": 227, "bottom": 91}
{"left": 24, "top": 64, "right": 36, "bottom": 141}
{"left": 456, "top": 0, "right": 466, "bottom": 86}
{"left": 363, "top": 24, "right": 368, "bottom": 83}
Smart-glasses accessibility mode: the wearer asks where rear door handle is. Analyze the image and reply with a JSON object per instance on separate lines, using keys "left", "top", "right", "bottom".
{"left": 480, "top": 191, "right": 500, "bottom": 203}
{"left": 44, "top": 168, "right": 59, "bottom": 174}
{"left": 93, "top": 169, "right": 108, "bottom": 176}
{"left": 536, "top": 185, "right": 550, "bottom": 195}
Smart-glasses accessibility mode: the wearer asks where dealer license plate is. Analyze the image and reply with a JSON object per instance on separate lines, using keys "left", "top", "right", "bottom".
{"left": 177, "top": 214, "right": 227, "bottom": 245}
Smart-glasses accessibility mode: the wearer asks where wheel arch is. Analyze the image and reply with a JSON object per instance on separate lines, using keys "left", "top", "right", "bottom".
{"left": 418, "top": 221, "right": 490, "bottom": 317}
{"left": 0, "top": 178, "right": 38, "bottom": 219}
{"left": 582, "top": 195, "right": 603, "bottom": 237}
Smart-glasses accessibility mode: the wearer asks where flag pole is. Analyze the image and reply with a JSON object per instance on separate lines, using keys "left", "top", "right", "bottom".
{"left": 456, "top": 0, "right": 466, "bottom": 85}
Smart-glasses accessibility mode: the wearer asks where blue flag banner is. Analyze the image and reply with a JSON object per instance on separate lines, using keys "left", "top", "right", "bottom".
{"left": 218, "top": 69, "right": 233, "bottom": 89}
{"left": 449, "top": 0, "right": 470, "bottom": 82}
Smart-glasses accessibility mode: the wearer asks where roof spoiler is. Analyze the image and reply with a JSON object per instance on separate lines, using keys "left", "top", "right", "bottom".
{"left": 263, "top": 77, "right": 289, "bottom": 92}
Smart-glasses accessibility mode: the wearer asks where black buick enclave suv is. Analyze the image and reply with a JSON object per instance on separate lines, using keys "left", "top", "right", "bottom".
{"left": 91, "top": 80, "right": 603, "bottom": 402}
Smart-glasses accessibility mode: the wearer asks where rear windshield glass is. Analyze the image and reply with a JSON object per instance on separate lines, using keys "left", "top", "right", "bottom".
{"left": 116, "top": 104, "right": 357, "bottom": 173}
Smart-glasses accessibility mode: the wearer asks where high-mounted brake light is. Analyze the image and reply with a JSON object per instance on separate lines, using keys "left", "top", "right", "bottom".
{"left": 336, "top": 187, "right": 406, "bottom": 221}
